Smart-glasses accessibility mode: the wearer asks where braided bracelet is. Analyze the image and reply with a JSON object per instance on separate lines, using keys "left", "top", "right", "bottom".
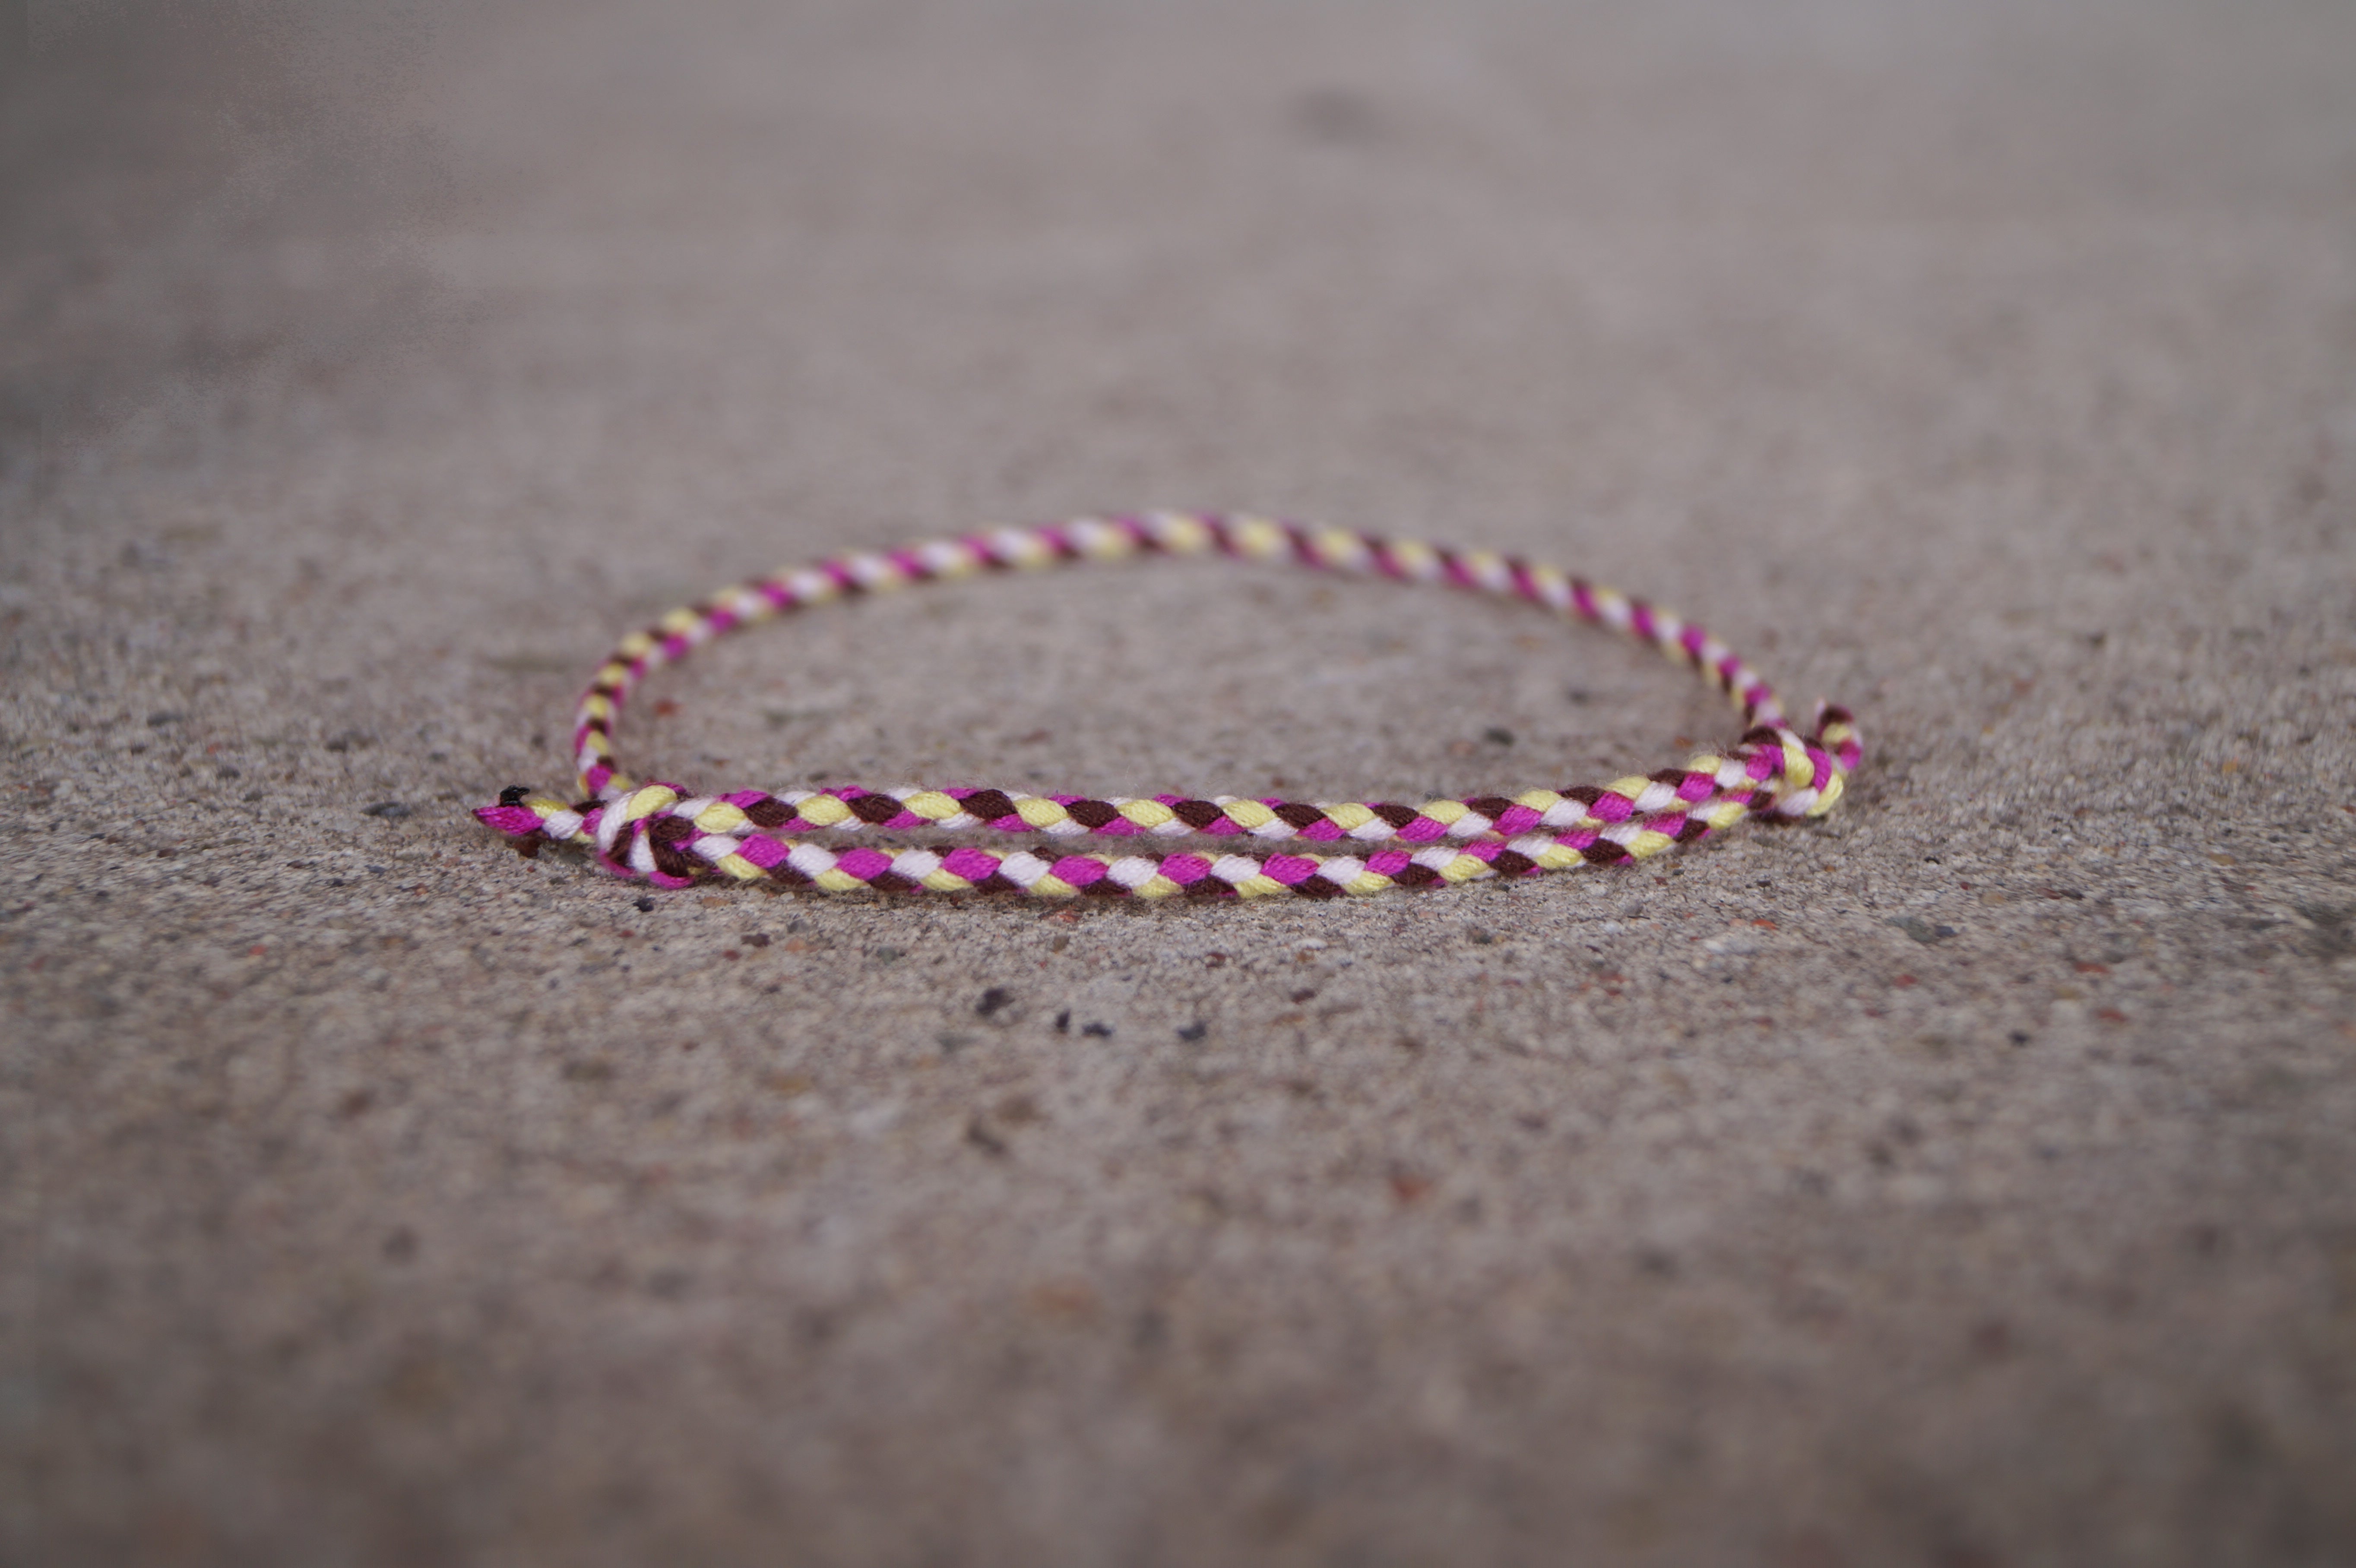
{"left": 472, "top": 512, "right": 1860, "bottom": 898}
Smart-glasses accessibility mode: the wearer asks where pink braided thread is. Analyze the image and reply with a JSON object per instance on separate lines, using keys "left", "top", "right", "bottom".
{"left": 473, "top": 512, "right": 1862, "bottom": 897}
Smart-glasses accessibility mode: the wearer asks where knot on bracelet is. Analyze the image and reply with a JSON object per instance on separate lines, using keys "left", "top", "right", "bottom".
{"left": 471, "top": 513, "right": 1863, "bottom": 898}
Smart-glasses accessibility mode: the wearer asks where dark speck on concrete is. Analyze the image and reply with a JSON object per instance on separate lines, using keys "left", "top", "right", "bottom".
{"left": 977, "top": 986, "right": 1014, "bottom": 1017}
{"left": 1289, "top": 85, "right": 1385, "bottom": 145}
{"left": 1891, "top": 916, "right": 1958, "bottom": 944}
{"left": 363, "top": 801, "right": 411, "bottom": 819}
{"left": 1176, "top": 1022, "right": 1207, "bottom": 1042}
{"left": 1082, "top": 1022, "right": 1113, "bottom": 1038}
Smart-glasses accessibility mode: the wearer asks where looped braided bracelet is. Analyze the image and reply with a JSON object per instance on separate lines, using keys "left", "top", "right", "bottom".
{"left": 473, "top": 512, "right": 1861, "bottom": 898}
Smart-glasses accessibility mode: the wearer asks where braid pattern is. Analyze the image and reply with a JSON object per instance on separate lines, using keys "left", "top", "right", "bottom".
{"left": 473, "top": 513, "right": 1862, "bottom": 897}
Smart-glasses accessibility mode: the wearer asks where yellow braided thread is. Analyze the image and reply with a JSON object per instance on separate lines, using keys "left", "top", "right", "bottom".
{"left": 619, "top": 786, "right": 676, "bottom": 822}
{"left": 1153, "top": 512, "right": 1216, "bottom": 554}
{"left": 1230, "top": 516, "right": 1290, "bottom": 560}
{"left": 795, "top": 794, "right": 853, "bottom": 828}
{"left": 1118, "top": 799, "right": 1178, "bottom": 830}
{"left": 1387, "top": 538, "right": 1440, "bottom": 580}
{"left": 694, "top": 801, "right": 748, "bottom": 834}
{"left": 1220, "top": 800, "right": 1277, "bottom": 831}
{"left": 1014, "top": 797, "right": 1071, "bottom": 830}
{"left": 900, "top": 790, "right": 962, "bottom": 821}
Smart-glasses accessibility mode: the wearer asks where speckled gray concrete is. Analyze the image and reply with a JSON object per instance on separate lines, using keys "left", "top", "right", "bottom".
{"left": 6, "top": 2, "right": 2356, "bottom": 1564}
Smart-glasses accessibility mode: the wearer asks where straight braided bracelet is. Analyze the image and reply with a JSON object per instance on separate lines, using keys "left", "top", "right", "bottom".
{"left": 473, "top": 512, "right": 1861, "bottom": 898}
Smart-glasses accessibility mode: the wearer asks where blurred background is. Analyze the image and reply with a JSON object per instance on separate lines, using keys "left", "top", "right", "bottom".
{"left": 12, "top": 0, "right": 2345, "bottom": 553}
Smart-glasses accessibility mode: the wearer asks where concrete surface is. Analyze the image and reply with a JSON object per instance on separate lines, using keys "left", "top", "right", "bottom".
{"left": 5, "top": 1, "right": 2356, "bottom": 1564}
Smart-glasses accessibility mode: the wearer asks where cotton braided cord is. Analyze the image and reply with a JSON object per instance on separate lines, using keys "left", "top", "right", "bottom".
{"left": 472, "top": 512, "right": 1862, "bottom": 897}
